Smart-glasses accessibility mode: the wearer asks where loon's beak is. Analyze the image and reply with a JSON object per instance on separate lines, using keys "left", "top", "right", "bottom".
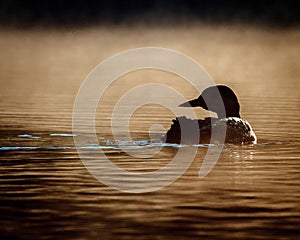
{"left": 179, "top": 96, "right": 207, "bottom": 109}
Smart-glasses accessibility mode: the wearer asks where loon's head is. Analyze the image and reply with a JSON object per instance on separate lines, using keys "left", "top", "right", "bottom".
{"left": 180, "top": 85, "right": 240, "bottom": 118}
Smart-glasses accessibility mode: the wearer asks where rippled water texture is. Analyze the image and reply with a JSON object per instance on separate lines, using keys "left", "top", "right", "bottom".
{"left": 0, "top": 26, "right": 299, "bottom": 239}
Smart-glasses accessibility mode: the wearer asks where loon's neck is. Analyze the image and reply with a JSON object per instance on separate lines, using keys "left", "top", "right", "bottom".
{"left": 217, "top": 103, "right": 240, "bottom": 119}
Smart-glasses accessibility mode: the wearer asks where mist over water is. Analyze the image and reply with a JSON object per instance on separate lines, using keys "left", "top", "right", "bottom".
{"left": 0, "top": 4, "right": 300, "bottom": 238}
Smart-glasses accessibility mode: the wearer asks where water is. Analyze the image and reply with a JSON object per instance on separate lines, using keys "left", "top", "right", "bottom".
{"left": 0, "top": 26, "right": 300, "bottom": 239}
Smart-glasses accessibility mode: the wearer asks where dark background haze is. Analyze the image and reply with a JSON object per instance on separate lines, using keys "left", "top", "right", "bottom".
{"left": 0, "top": 0, "right": 299, "bottom": 28}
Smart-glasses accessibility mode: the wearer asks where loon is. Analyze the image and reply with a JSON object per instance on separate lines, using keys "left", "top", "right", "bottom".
{"left": 163, "top": 85, "right": 257, "bottom": 145}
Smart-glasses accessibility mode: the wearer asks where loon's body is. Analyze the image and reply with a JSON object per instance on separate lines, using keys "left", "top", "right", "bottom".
{"left": 163, "top": 85, "right": 257, "bottom": 145}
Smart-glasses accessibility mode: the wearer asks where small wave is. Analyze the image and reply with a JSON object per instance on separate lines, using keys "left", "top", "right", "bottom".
{"left": 17, "top": 133, "right": 77, "bottom": 139}
{"left": 0, "top": 142, "right": 189, "bottom": 151}
{"left": 17, "top": 134, "right": 41, "bottom": 139}
{"left": 100, "top": 139, "right": 188, "bottom": 149}
{"left": 0, "top": 146, "right": 42, "bottom": 151}
{"left": 0, "top": 146, "right": 72, "bottom": 151}
{"left": 50, "top": 133, "right": 77, "bottom": 137}
{"left": 1, "top": 138, "right": 213, "bottom": 151}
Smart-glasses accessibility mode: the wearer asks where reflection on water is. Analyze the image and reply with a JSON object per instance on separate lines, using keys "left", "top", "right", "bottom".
{"left": 0, "top": 26, "right": 300, "bottom": 239}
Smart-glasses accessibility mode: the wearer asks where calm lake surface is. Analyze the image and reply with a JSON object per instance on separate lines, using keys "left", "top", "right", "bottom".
{"left": 0, "top": 26, "right": 299, "bottom": 239}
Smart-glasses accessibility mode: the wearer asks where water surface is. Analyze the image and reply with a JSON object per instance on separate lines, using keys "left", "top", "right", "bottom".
{"left": 0, "top": 26, "right": 299, "bottom": 239}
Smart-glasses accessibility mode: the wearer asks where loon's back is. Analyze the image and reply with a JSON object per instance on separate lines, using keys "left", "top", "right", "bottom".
{"left": 163, "top": 116, "right": 256, "bottom": 145}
